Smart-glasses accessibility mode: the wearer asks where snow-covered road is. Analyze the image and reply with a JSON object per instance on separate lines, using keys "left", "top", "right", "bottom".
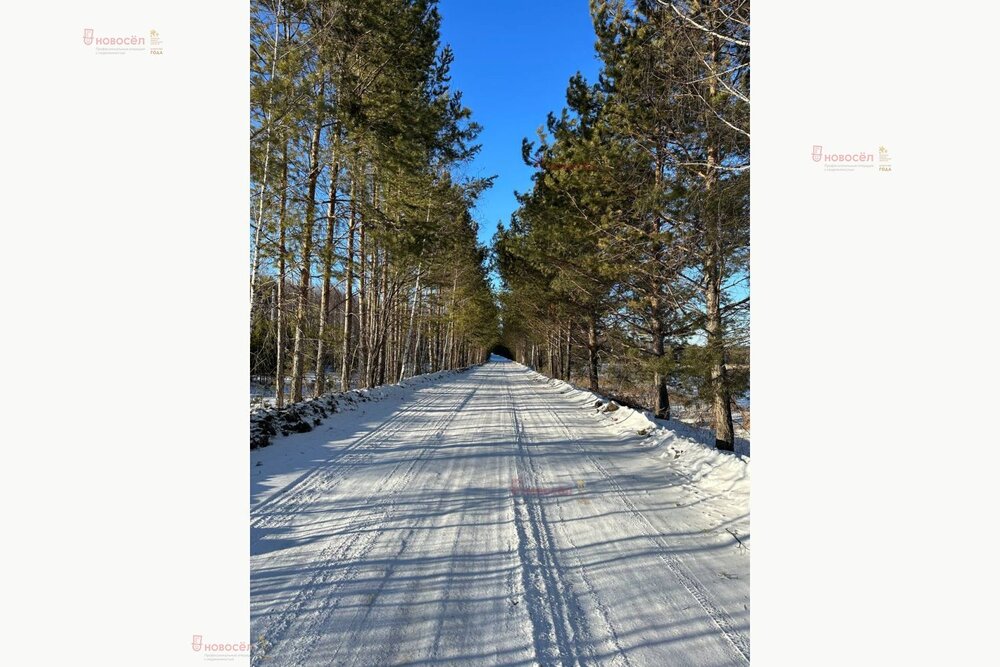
{"left": 251, "top": 358, "right": 750, "bottom": 666}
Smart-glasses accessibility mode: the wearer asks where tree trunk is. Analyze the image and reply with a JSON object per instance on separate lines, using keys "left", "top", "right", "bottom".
{"left": 705, "top": 262, "right": 734, "bottom": 450}
{"left": 704, "top": 140, "right": 734, "bottom": 449}
{"left": 364, "top": 241, "right": 381, "bottom": 387}
{"left": 274, "top": 141, "right": 289, "bottom": 408}
{"left": 411, "top": 290, "right": 423, "bottom": 375}
{"left": 442, "top": 272, "right": 458, "bottom": 369}
{"left": 564, "top": 323, "right": 571, "bottom": 382}
{"left": 376, "top": 254, "right": 388, "bottom": 385}
{"left": 357, "top": 179, "right": 368, "bottom": 387}
{"left": 587, "top": 314, "right": 599, "bottom": 392}
{"left": 398, "top": 265, "right": 421, "bottom": 381}
{"left": 651, "top": 308, "right": 670, "bottom": 420}
{"left": 250, "top": 1, "right": 284, "bottom": 310}
{"left": 314, "top": 124, "right": 339, "bottom": 397}
{"left": 548, "top": 334, "right": 555, "bottom": 379}
{"left": 377, "top": 252, "right": 385, "bottom": 384}
{"left": 703, "top": 16, "right": 734, "bottom": 451}
{"left": 340, "top": 172, "right": 357, "bottom": 391}
{"left": 650, "top": 148, "right": 670, "bottom": 420}
{"left": 650, "top": 296, "right": 670, "bottom": 419}
{"left": 290, "top": 84, "right": 325, "bottom": 402}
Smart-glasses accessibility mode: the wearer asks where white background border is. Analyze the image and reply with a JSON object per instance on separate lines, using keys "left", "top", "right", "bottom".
{"left": 2, "top": 1, "right": 998, "bottom": 664}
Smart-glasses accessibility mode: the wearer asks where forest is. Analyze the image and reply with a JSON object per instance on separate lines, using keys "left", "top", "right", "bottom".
{"left": 495, "top": 0, "right": 749, "bottom": 449}
{"left": 250, "top": 0, "right": 500, "bottom": 407}
{"left": 250, "top": 0, "right": 749, "bottom": 450}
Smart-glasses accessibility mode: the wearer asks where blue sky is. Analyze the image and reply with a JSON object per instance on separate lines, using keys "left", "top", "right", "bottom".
{"left": 437, "top": 0, "right": 602, "bottom": 249}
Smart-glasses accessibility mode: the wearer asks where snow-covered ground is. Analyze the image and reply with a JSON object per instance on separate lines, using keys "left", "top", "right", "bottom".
{"left": 522, "top": 368, "right": 750, "bottom": 498}
{"left": 251, "top": 372, "right": 328, "bottom": 409}
{"left": 251, "top": 355, "right": 750, "bottom": 665}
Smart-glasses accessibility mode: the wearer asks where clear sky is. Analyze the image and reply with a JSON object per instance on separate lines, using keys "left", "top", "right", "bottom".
{"left": 437, "top": 0, "right": 602, "bottom": 249}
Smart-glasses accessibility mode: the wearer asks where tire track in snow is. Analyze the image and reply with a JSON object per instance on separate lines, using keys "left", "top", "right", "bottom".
{"left": 549, "top": 509, "right": 634, "bottom": 667}
{"left": 380, "top": 370, "right": 508, "bottom": 666}
{"left": 251, "top": 381, "right": 480, "bottom": 666}
{"left": 322, "top": 525, "right": 419, "bottom": 666}
{"left": 511, "top": 370, "right": 631, "bottom": 667}
{"left": 425, "top": 470, "right": 474, "bottom": 663}
{"left": 251, "top": 378, "right": 478, "bottom": 665}
{"left": 270, "top": 390, "right": 478, "bottom": 666}
{"left": 529, "top": 373, "right": 751, "bottom": 664}
{"left": 250, "top": 392, "right": 440, "bottom": 531}
{"left": 534, "top": 429, "right": 632, "bottom": 665}
{"left": 507, "top": 381, "right": 593, "bottom": 666}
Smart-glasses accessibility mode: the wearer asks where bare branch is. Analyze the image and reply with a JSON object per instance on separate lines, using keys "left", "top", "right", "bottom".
{"left": 656, "top": 1, "right": 751, "bottom": 48}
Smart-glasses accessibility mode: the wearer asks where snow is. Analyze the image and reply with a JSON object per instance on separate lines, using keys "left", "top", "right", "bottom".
{"left": 519, "top": 366, "right": 750, "bottom": 511}
{"left": 251, "top": 355, "right": 750, "bottom": 665}
{"left": 251, "top": 367, "right": 475, "bottom": 503}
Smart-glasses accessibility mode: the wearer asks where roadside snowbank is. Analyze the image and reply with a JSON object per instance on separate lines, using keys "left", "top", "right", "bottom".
{"left": 249, "top": 366, "right": 475, "bottom": 449}
{"left": 517, "top": 363, "right": 750, "bottom": 502}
